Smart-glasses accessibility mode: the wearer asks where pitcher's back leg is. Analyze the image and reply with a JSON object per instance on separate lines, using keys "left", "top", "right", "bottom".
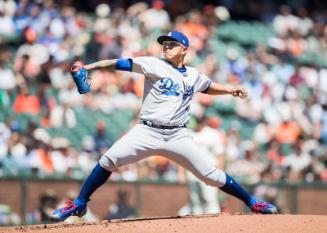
{"left": 161, "top": 138, "right": 227, "bottom": 188}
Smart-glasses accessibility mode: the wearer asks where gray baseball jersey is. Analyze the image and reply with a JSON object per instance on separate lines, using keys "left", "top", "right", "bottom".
{"left": 99, "top": 56, "right": 227, "bottom": 188}
{"left": 132, "top": 57, "right": 212, "bottom": 126}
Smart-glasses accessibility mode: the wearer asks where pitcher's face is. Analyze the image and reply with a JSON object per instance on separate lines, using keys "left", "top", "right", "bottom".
{"left": 162, "top": 41, "right": 187, "bottom": 61}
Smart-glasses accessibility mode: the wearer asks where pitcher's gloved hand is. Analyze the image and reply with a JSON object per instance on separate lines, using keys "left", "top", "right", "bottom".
{"left": 70, "top": 61, "right": 90, "bottom": 94}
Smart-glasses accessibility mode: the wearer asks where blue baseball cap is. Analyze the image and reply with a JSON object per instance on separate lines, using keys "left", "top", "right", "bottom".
{"left": 157, "top": 31, "right": 189, "bottom": 48}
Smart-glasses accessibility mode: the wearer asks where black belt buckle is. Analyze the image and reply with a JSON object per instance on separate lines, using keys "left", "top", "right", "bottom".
{"left": 143, "top": 120, "right": 153, "bottom": 127}
{"left": 142, "top": 120, "right": 155, "bottom": 128}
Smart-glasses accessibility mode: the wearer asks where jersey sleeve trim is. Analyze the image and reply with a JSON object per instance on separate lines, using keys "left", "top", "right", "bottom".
{"left": 115, "top": 58, "right": 133, "bottom": 71}
{"left": 201, "top": 80, "right": 212, "bottom": 94}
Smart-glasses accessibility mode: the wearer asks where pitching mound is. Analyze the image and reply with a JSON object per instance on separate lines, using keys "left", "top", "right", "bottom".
{"left": 1, "top": 214, "right": 326, "bottom": 233}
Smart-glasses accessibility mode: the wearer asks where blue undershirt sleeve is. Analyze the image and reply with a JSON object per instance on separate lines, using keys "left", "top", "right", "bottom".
{"left": 115, "top": 58, "right": 133, "bottom": 71}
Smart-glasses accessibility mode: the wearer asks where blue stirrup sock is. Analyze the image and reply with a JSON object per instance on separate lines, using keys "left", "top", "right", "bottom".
{"left": 220, "top": 173, "right": 256, "bottom": 207}
{"left": 77, "top": 163, "right": 112, "bottom": 203}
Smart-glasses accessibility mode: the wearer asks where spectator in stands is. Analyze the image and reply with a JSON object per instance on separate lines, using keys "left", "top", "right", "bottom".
{"left": 0, "top": 204, "right": 20, "bottom": 225}
{"left": 37, "top": 189, "right": 58, "bottom": 223}
{"left": 226, "top": 140, "right": 266, "bottom": 184}
{"left": 13, "top": 86, "right": 41, "bottom": 114}
{"left": 50, "top": 102, "right": 76, "bottom": 128}
{"left": 286, "top": 30, "right": 307, "bottom": 57}
{"left": 28, "top": 141, "right": 54, "bottom": 175}
{"left": 58, "top": 81, "right": 84, "bottom": 107}
{"left": 23, "top": 121, "right": 38, "bottom": 151}
{"left": 15, "top": 27, "right": 48, "bottom": 80}
{"left": 225, "top": 121, "right": 242, "bottom": 161}
{"left": 283, "top": 139, "right": 312, "bottom": 181}
{"left": 296, "top": 7, "right": 313, "bottom": 37}
{"left": 0, "top": 2, "right": 16, "bottom": 37}
{"left": 105, "top": 189, "right": 136, "bottom": 220}
{"left": 179, "top": 115, "right": 223, "bottom": 215}
{"left": 0, "top": 0, "right": 16, "bottom": 17}
{"left": 289, "top": 65, "right": 305, "bottom": 87}
{"left": 3, "top": 131, "right": 28, "bottom": 174}
{"left": 275, "top": 120, "right": 301, "bottom": 145}
{"left": 93, "top": 120, "right": 110, "bottom": 155}
{"left": 140, "top": 0, "right": 170, "bottom": 31}
{"left": 0, "top": 122, "right": 11, "bottom": 159}
{"left": 253, "top": 119, "right": 273, "bottom": 150}
{"left": 0, "top": 53, "right": 16, "bottom": 90}
{"left": 273, "top": 5, "right": 298, "bottom": 37}
{"left": 51, "top": 137, "right": 76, "bottom": 176}
{"left": 79, "top": 136, "right": 98, "bottom": 174}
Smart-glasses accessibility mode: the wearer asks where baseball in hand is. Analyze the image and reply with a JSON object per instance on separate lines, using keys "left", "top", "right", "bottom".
{"left": 231, "top": 87, "right": 248, "bottom": 99}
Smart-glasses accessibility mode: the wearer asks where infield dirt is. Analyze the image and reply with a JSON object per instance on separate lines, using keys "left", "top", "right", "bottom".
{"left": 1, "top": 214, "right": 326, "bottom": 233}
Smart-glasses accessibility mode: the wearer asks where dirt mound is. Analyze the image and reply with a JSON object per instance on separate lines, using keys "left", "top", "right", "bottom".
{"left": 1, "top": 214, "right": 326, "bottom": 233}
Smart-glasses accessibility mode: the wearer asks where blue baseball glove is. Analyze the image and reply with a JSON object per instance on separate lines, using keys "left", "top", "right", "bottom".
{"left": 70, "top": 61, "right": 90, "bottom": 94}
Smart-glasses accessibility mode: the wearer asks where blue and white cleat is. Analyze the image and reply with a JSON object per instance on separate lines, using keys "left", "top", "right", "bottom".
{"left": 51, "top": 199, "right": 87, "bottom": 221}
{"left": 250, "top": 200, "right": 278, "bottom": 214}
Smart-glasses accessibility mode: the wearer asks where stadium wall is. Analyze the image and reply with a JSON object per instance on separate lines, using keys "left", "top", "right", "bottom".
{"left": 0, "top": 179, "right": 327, "bottom": 222}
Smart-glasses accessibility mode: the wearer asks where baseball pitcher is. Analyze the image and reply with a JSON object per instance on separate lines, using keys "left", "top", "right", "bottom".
{"left": 51, "top": 31, "right": 277, "bottom": 221}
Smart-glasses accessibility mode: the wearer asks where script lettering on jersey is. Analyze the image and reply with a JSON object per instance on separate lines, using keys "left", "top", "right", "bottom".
{"left": 159, "top": 77, "right": 180, "bottom": 96}
{"left": 183, "top": 84, "right": 194, "bottom": 100}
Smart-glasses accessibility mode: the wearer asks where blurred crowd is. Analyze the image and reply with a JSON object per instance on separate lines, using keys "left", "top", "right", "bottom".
{"left": 0, "top": 0, "right": 327, "bottom": 194}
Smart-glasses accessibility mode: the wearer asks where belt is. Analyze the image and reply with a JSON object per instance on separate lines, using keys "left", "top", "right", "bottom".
{"left": 141, "top": 120, "right": 186, "bottom": 129}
